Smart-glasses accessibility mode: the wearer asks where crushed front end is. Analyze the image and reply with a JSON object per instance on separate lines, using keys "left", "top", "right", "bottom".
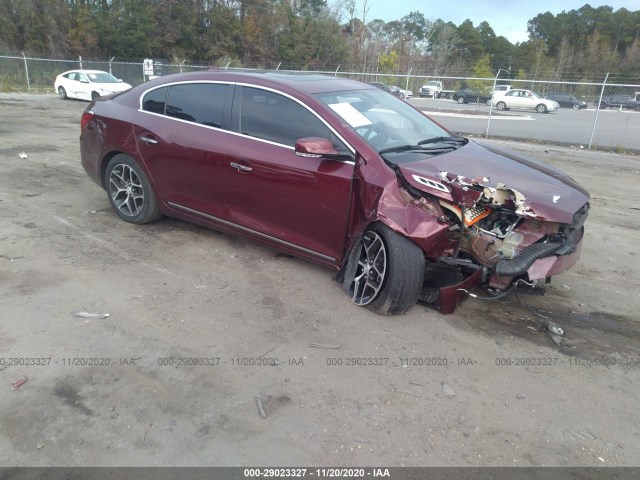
{"left": 394, "top": 151, "right": 590, "bottom": 314}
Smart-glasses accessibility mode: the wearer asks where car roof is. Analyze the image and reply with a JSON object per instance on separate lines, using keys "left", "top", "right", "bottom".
{"left": 139, "top": 70, "right": 371, "bottom": 95}
{"left": 62, "top": 69, "right": 110, "bottom": 75}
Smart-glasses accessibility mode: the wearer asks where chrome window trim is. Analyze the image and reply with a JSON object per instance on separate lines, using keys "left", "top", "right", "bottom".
{"left": 137, "top": 80, "right": 356, "bottom": 156}
{"left": 167, "top": 202, "right": 336, "bottom": 262}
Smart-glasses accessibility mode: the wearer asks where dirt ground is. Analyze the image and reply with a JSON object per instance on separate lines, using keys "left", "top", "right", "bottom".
{"left": 0, "top": 93, "right": 639, "bottom": 467}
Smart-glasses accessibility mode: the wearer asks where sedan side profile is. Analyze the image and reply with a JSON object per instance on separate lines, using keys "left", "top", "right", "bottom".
{"left": 544, "top": 92, "right": 587, "bottom": 109}
{"left": 493, "top": 89, "right": 560, "bottom": 113}
{"left": 80, "top": 72, "right": 589, "bottom": 316}
{"left": 55, "top": 70, "right": 132, "bottom": 101}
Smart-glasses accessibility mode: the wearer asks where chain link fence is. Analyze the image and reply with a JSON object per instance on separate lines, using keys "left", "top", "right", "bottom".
{"left": 1, "top": 55, "right": 639, "bottom": 151}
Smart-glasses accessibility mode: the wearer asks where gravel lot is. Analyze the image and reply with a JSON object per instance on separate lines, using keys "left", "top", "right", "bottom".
{"left": 0, "top": 93, "right": 639, "bottom": 467}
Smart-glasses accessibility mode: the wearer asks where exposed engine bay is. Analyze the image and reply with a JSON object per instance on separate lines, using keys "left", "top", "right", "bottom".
{"left": 395, "top": 168, "right": 589, "bottom": 313}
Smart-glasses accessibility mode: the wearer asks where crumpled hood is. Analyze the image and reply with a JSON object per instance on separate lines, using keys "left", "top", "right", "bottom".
{"left": 399, "top": 141, "right": 590, "bottom": 224}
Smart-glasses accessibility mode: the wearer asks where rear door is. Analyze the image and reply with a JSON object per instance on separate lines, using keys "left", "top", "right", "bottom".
{"left": 133, "top": 82, "right": 236, "bottom": 219}
{"left": 223, "top": 85, "right": 354, "bottom": 264}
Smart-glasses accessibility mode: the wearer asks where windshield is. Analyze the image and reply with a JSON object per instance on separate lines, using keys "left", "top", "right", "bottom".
{"left": 314, "top": 89, "right": 451, "bottom": 154}
{"left": 87, "top": 72, "right": 119, "bottom": 84}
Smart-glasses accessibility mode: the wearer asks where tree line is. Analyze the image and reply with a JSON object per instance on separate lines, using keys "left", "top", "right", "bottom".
{"left": 0, "top": 1, "right": 638, "bottom": 81}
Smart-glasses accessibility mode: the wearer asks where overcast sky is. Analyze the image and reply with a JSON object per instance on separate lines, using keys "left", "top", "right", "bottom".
{"left": 356, "top": 0, "right": 640, "bottom": 44}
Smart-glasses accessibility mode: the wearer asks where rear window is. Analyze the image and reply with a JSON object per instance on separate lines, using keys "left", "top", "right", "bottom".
{"left": 142, "top": 87, "right": 168, "bottom": 115}
{"left": 165, "top": 83, "right": 229, "bottom": 128}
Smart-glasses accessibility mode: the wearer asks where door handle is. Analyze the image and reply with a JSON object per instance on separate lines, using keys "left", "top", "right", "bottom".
{"left": 140, "top": 135, "right": 158, "bottom": 145}
{"left": 230, "top": 162, "right": 253, "bottom": 173}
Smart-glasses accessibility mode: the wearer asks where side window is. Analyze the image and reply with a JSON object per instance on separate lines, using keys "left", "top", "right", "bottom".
{"left": 78, "top": 73, "right": 88, "bottom": 83}
{"left": 165, "top": 83, "right": 228, "bottom": 128}
{"left": 142, "top": 87, "right": 168, "bottom": 115}
{"left": 239, "top": 87, "right": 346, "bottom": 151}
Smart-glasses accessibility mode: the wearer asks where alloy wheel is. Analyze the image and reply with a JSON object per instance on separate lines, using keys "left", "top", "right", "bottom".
{"left": 348, "top": 231, "right": 388, "bottom": 305}
{"left": 108, "top": 164, "right": 145, "bottom": 218}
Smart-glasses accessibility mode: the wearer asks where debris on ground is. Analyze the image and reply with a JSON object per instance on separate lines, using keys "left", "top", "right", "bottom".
{"left": 18, "top": 152, "right": 28, "bottom": 159}
{"left": 72, "top": 311, "right": 110, "bottom": 319}
{"left": 548, "top": 323, "right": 565, "bottom": 336}
{"left": 11, "top": 378, "right": 28, "bottom": 390}
{"left": 256, "top": 397, "right": 267, "bottom": 419}
{"left": 442, "top": 382, "right": 456, "bottom": 398}
{"left": 308, "top": 342, "right": 341, "bottom": 349}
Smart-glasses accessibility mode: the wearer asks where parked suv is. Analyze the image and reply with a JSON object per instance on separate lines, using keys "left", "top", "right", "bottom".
{"left": 545, "top": 92, "right": 587, "bottom": 109}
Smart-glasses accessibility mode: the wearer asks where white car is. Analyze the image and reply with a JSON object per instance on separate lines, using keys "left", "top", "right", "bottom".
{"left": 400, "top": 89, "right": 413, "bottom": 99}
{"left": 493, "top": 89, "right": 560, "bottom": 114}
{"left": 54, "top": 70, "right": 132, "bottom": 101}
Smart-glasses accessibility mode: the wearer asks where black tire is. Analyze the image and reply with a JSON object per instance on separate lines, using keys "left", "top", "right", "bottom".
{"left": 58, "top": 86, "right": 67, "bottom": 100}
{"left": 572, "top": 103, "right": 581, "bottom": 110}
{"left": 91, "top": 91, "right": 100, "bottom": 101}
{"left": 343, "top": 223, "right": 425, "bottom": 315}
{"left": 496, "top": 101, "right": 506, "bottom": 110}
{"left": 536, "top": 103, "right": 548, "bottom": 114}
{"left": 104, "top": 154, "right": 161, "bottom": 224}
{"left": 457, "top": 97, "right": 466, "bottom": 104}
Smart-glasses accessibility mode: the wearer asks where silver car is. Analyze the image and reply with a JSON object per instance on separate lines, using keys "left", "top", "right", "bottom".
{"left": 493, "top": 89, "right": 560, "bottom": 114}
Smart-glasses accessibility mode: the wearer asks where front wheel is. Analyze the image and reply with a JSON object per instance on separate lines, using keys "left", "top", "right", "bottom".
{"left": 91, "top": 91, "right": 100, "bottom": 101}
{"left": 496, "top": 101, "right": 506, "bottom": 110}
{"left": 58, "top": 87, "right": 67, "bottom": 100}
{"left": 536, "top": 103, "right": 548, "bottom": 114}
{"left": 572, "top": 103, "right": 581, "bottom": 110}
{"left": 457, "top": 97, "right": 466, "bottom": 104}
{"left": 344, "top": 224, "right": 425, "bottom": 315}
{"left": 104, "top": 154, "right": 161, "bottom": 224}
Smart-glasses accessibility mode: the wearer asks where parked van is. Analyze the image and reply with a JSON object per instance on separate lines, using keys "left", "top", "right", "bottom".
{"left": 491, "top": 85, "right": 513, "bottom": 100}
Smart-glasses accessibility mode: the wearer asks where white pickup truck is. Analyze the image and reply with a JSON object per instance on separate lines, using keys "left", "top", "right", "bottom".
{"left": 418, "top": 81, "right": 455, "bottom": 99}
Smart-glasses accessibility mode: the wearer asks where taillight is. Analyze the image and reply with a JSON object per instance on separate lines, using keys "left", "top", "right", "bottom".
{"left": 80, "top": 110, "right": 94, "bottom": 131}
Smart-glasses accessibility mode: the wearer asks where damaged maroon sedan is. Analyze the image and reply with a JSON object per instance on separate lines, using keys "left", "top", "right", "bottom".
{"left": 80, "top": 72, "right": 589, "bottom": 315}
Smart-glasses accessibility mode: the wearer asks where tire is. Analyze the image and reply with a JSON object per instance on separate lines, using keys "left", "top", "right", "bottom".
{"left": 457, "top": 97, "right": 466, "bottom": 104}
{"left": 536, "top": 103, "right": 548, "bottom": 114}
{"left": 343, "top": 223, "right": 425, "bottom": 315}
{"left": 572, "top": 103, "right": 581, "bottom": 110}
{"left": 600, "top": 103, "right": 607, "bottom": 109}
{"left": 104, "top": 154, "right": 161, "bottom": 224}
{"left": 496, "top": 101, "right": 506, "bottom": 111}
{"left": 91, "top": 91, "right": 100, "bottom": 101}
{"left": 58, "top": 86, "right": 67, "bottom": 100}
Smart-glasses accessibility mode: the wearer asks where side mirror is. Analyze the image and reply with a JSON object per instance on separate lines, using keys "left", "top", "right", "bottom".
{"left": 295, "top": 137, "right": 339, "bottom": 157}
{"left": 80, "top": 79, "right": 89, "bottom": 84}
{"left": 295, "top": 137, "right": 354, "bottom": 162}
{"left": 118, "top": 79, "right": 123, "bottom": 83}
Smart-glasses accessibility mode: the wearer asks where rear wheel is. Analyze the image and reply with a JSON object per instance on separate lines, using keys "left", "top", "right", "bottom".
{"left": 457, "top": 97, "right": 466, "bottom": 104}
{"left": 57, "top": 87, "right": 67, "bottom": 100}
{"left": 344, "top": 223, "right": 425, "bottom": 315}
{"left": 572, "top": 103, "right": 581, "bottom": 110}
{"left": 496, "top": 101, "right": 506, "bottom": 110}
{"left": 104, "top": 154, "right": 161, "bottom": 224}
{"left": 536, "top": 103, "right": 548, "bottom": 114}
